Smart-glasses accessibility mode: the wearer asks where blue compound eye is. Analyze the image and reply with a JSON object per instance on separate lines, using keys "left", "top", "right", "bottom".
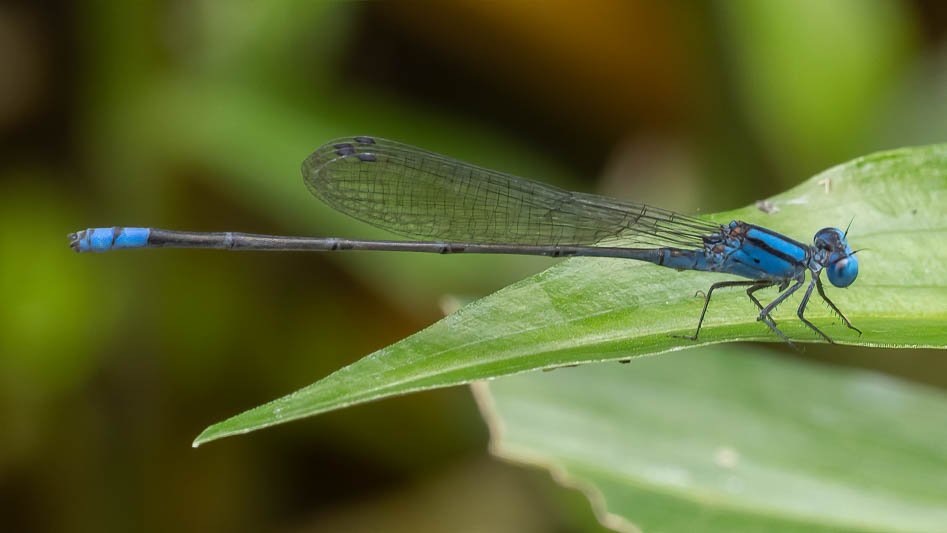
{"left": 814, "top": 227, "right": 845, "bottom": 251}
{"left": 827, "top": 254, "right": 858, "bottom": 287}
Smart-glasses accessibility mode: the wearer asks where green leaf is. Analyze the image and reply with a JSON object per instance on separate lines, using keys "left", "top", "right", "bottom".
{"left": 193, "top": 143, "right": 947, "bottom": 446}
{"left": 474, "top": 345, "right": 947, "bottom": 533}
{"left": 719, "top": 0, "right": 915, "bottom": 179}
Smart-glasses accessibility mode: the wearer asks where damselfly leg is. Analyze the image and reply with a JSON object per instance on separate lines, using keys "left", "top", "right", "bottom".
{"left": 815, "top": 276, "right": 862, "bottom": 335}
{"left": 796, "top": 279, "right": 834, "bottom": 343}
{"left": 757, "top": 278, "right": 806, "bottom": 348}
{"left": 672, "top": 280, "right": 777, "bottom": 341}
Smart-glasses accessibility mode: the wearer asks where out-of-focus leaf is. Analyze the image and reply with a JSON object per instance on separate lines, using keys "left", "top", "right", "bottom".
{"left": 475, "top": 346, "right": 947, "bottom": 533}
{"left": 720, "top": 0, "right": 916, "bottom": 179}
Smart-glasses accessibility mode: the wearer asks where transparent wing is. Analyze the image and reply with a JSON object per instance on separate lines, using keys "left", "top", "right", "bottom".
{"left": 302, "top": 136, "right": 719, "bottom": 248}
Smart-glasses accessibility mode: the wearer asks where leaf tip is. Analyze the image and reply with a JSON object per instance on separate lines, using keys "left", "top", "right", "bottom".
{"left": 192, "top": 423, "right": 230, "bottom": 448}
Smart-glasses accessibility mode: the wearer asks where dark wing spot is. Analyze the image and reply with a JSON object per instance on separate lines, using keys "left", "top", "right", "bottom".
{"left": 354, "top": 136, "right": 376, "bottom": 144}
{"left": 356, "top": 153, "right": 377, "bottom": 162}
{"left": 333, "top": 143, "right": 355, "bottom": 156}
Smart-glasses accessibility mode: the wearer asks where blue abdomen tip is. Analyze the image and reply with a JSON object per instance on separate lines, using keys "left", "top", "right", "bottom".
{"left": 70, "top": 227, "right": 150, "bottom": 252}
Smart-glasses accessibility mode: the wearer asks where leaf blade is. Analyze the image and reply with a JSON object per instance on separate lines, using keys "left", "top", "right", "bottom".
{"left": 194, "top": 143, "right": 947, "bottom": 446}
{"left": 475, "top": 346, "right": 947, "bottom": 533}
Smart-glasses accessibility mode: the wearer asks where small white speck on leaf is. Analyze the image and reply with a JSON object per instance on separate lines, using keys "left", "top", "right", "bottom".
{"left": 713, "top": 445, "right": 740, "bottom": 468}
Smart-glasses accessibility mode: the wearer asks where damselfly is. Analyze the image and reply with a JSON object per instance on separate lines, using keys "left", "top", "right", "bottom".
{"left": 69, "top": 136, "right": 861, "bottom": 347}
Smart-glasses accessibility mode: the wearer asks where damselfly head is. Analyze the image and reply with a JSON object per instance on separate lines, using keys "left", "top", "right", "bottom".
{"left": 814, "top": 227, "right": 858, "bottom": 287}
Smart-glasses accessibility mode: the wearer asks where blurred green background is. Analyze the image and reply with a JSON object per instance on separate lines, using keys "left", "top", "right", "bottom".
{"left": 1, "top": 1, "right": 946, "bottom": 531}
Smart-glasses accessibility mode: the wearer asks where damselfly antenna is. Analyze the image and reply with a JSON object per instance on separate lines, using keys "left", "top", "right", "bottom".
{"left": 844, "top": 216, "right": 855, "bottom": 238}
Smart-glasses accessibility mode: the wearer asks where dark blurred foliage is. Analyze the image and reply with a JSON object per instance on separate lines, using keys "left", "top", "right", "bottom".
{"left": 1, "top": 1, "right": 945, "bottom": 532}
